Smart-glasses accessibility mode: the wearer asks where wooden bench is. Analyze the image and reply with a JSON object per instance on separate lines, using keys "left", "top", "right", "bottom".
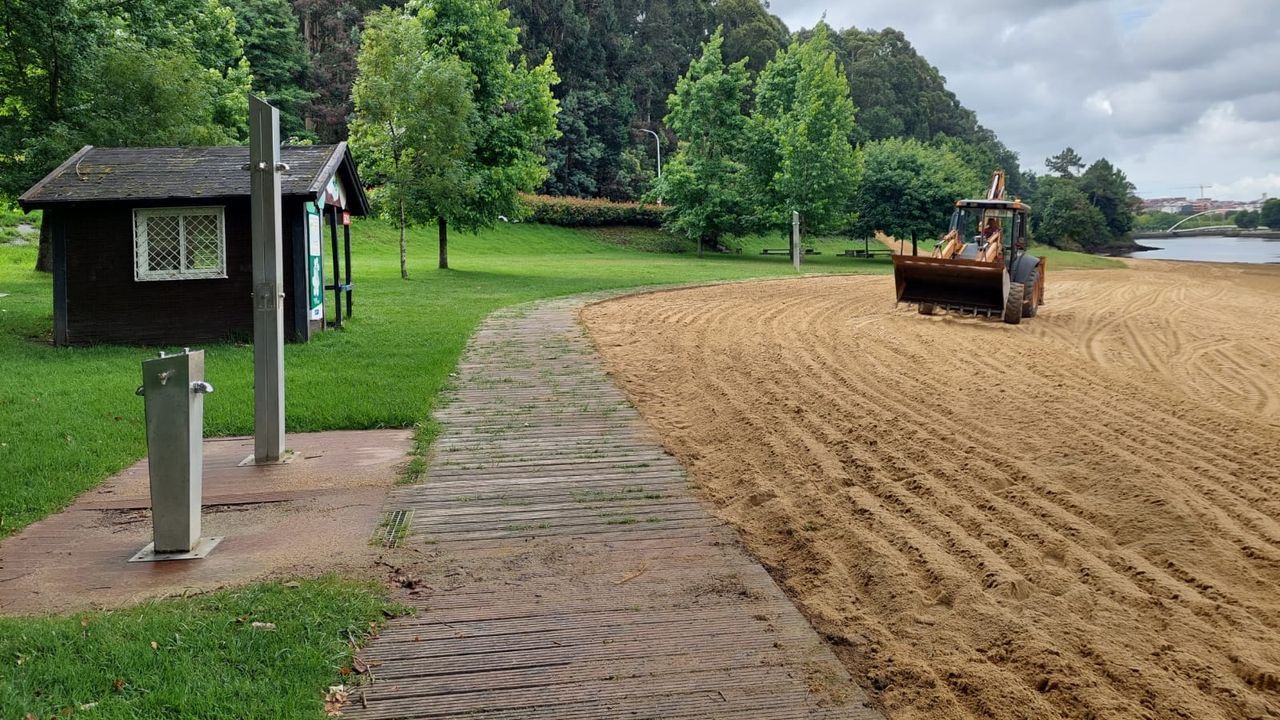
{"left": 761, "top": 248, "right": 822, "bottom": 256}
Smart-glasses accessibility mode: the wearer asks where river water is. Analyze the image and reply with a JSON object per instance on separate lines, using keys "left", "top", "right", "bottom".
{"left": 1125, "top": 235, "right": 1280, "bottom": 264}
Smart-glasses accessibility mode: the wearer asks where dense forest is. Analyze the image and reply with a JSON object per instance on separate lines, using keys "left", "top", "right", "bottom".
{"left": 0, "top": 0, "right": 1023, "bottom": 202}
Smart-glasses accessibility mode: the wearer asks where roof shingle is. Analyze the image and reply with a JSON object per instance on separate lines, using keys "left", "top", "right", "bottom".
{"left": 18, "top": 144, "right": 368, "bottom": 214}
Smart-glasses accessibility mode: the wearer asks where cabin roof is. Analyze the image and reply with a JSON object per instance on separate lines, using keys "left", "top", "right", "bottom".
{"left": 18, "top": 143, "right": 369, "bottom": 215}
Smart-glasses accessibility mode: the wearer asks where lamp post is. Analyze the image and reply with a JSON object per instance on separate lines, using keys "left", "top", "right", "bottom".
{"left": 637, "top": 128, "right": 662, "bottom": 204}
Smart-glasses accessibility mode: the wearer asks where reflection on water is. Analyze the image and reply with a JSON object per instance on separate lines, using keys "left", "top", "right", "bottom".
{"left": 1126, "top": 235, "right": 1280, "bottom": 264}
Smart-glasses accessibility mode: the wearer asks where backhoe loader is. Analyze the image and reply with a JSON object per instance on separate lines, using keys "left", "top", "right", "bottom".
{"left": 892, "top": 171, "right": 1045, "bottom": 324}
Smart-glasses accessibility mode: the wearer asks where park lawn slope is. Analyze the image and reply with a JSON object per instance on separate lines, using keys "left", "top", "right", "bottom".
{"left": 0, "top": 578, "right": 395, "bottom": 719}
{"left": 0, "top": 222, "right": 891, "bottom": 538}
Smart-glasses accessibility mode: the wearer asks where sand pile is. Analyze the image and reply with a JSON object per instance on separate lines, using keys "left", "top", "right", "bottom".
{"left": 582, "top": 261, "right": 1280, "bottom": 719}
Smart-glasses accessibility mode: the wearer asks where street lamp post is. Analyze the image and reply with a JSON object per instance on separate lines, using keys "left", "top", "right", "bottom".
{"left": 637, "top": 128, "right": 662, "bottom": 204}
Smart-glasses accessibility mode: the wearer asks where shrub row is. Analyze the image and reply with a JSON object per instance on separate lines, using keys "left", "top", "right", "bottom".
{"left": 520, "top": 193, "right": 668, "bottom": 228}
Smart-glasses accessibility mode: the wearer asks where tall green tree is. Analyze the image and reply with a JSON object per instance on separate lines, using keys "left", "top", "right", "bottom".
{"left": 0, "top": 0, "right": 250, "bottom": 270}
{"left": 224, "top": 0, "right": 313, "bottom": 138}
{"left": 1032, "top": 176, "right": 1109, "bottom": 250}
{"left": 655, "top": 29, "right": 752, "bottom": 254}
{"left": 1045, "top": 147, "right": 1085, "bottom": 178}
{"left": 1259, "top": 198, "right": 1280, "bottom": 229}
{"left": 350, "top": 8, "right": 473, "bottom": 279}
{"left": 852, "top": 137, "right": 980, "bottom": 245}
{"left": 712, "top": 0, "right": 788, "bottom": 73}
{"left": 504, "top": 0, "right": 638, "bottom": 198}
{"left": 827, "top": 26, "right": 975, "bottom": 144}
{"left": 1078, "top": 158, "right": 1137, "bottom": 239}
{"left": 745, "top": 23, "right": 859, "bottom": 235}
{"left": 408, "top": 0, "right": 560, "bottom": 269}
{"left": 1235, "top": 210, "right": 1259, "bottom": 230}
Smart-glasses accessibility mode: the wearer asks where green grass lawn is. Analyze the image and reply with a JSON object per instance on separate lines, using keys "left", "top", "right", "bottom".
{"left": 0, "top": 221, "right": 895, "bottom": 538}
{"left": 0, "top": 578, "right": 395, "bottom": 719}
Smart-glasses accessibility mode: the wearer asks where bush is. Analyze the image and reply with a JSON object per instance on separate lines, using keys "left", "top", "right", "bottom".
{"left": 521, "top": 194, "right": 667, "bottom": 227}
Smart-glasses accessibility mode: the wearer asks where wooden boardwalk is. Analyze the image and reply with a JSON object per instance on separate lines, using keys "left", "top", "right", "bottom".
{"left": 347, "top": 295, "right": 881, "bottom": 720}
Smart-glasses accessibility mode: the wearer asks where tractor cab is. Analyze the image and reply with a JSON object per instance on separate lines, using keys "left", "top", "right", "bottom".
{"left": 949, "top": 199, "right": 1031, "bottom": 268}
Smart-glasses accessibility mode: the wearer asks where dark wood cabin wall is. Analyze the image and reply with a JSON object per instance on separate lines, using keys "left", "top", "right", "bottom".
{"left": 58, "top": 198, "right": 309, "bottom": 346}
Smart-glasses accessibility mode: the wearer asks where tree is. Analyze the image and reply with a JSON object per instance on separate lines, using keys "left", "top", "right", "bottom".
{"left": 1259, "top": 198, "right": 1280, "bottom": 229}
{"left": 224, "top": 0, "right": 313, "bottom": 138}
{"left": 350, "top": 8, "right": 473, "bottom": 279}
{"left": 745, "top": 24, "right": 860, "bottom": 236}
{"left": 1235, "top": 210, "right": 1259, "bottom": 230}
{"left": 1045, "top": 147, "right": 1085, "bottom": 178}
{"left": 712, "top": 0, "right": 788, "bottom": 73}
{"left": 1032, "top": 177, "right": 1109, "bottom": 251}
{"left": 1077, "top": 158, "right": 1137, "bottom": 239}
{"left": 826, "top": 27, "right": 975, "bottom": 145}
{"left": 0, "top": 0, "right": 250, "bottom": 270}
{"left": 409, "top": 0, "right": 560, "bottom": 269}
{"left": 852, "top": 137, "right": 980, "bottom": 246}
{"left": 655, "top": 29, "right": 753, "bottom": 254}
{"left": 291, "top": 0, "right": 398, "bottom": 142}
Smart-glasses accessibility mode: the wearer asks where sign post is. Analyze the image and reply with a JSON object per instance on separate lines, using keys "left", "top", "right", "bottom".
{"left": 249, "top": 96, "right": 285, "bottom": 463}
{"left": 791, "top": 211, "right": 801, "bottom": 272}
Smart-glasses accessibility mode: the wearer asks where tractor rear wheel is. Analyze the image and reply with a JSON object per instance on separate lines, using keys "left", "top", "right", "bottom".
{"left": 1003, "top": 282, "right": 1024, "bottom": 325}
{"left": 1022, "top": 270, "right": 1039, "bottom": 318}
{"left": 918, "top": 303, "right": 935, "bottom": 315}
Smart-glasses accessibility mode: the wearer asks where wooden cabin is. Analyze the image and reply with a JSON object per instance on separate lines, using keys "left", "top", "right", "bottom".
{"left": 18, "top": 144, "right": 370, "bottom": 346}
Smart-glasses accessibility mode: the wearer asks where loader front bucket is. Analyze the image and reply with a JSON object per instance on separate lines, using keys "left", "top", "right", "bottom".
{"left": 892, "top": 254, "right": 1009, "bottom": 315}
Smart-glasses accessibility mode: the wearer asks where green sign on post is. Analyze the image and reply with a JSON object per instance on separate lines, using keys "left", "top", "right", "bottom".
{"left": 306, "top": 202, "right": 324, "bottom": 320}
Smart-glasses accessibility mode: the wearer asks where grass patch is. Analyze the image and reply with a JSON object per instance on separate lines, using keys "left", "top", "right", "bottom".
{"left": 1030, "top": 243, "right": 1126, "bottom": 270}
{"left": 0, "top": 578, "right": 396, "bottom": 719}
{"left": 0, "top": 222, "right": 892, "bottom": 538}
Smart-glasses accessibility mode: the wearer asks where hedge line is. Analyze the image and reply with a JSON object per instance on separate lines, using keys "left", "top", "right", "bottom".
{"left": 520, "top": 193, "right": 667, "bottom": 227}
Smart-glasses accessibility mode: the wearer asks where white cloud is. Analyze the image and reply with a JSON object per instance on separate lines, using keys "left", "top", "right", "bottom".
{"left": 771, "top": 0, "right": 1280, "bottom": 200}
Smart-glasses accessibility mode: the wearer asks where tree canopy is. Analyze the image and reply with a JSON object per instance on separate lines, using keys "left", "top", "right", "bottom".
{"left": 745, "top": 24, "right": 859, "bottom": 235}
{"left": 350, "top": 7, "right": 474, "bottom": 278}
{"left": 655, "top": 29, "right": 753, "bottom": 250}
{"left": 364, "top": 0, "right": 560, "bottom": 269}
{"left": 852, "top": 137, "right": 980, "bottom": 242}
{"left": 1045, "top": 147, "right": 1086, "bottom": 178}
{"left": 1259, "top": 198, "right": 1280, "bottom": 229}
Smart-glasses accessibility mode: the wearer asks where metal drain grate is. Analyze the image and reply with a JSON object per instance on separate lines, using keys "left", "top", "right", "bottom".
{"left": 375, "top": 509, "right": 414, "bottom": 548}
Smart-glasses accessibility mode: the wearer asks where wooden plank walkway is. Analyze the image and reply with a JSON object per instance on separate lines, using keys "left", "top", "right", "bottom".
{"left": 347, "top": 295, "right": 882, "bottom": 720}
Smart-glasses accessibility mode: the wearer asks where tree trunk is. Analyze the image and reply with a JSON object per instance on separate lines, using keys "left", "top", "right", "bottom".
{"left": 697, "top": 235, "right": 703, "bottom": 258}
{"left": 438, "top": 216, "right": 449, "bottom": 270}
{"left": 35, "top": 221, "right": 52, "bottom": 272}
{"left": 398, "top": 197, "right": 408, "bottom": 280}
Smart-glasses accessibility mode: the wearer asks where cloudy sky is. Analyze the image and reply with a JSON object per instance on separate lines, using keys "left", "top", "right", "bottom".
{"left": 771, "top": 0, "right": 1280, "bottom": 200}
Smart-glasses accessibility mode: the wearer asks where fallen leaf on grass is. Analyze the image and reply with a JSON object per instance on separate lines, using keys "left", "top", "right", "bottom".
{"left": 149, "top": 641, "right": 158, "bottom": 651}
{"left": 323, "top": 684, "right": 349, "bottom": 716}
{"left": 250, "top": 622, "right": 277, "bottom": 631}
{"left": 113, "top": 678, "right": 126, "bottom": 692}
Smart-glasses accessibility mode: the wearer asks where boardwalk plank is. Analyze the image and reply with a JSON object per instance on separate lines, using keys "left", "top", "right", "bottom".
{"left": 349, "top": 296, "right": 880, "bottom": 719}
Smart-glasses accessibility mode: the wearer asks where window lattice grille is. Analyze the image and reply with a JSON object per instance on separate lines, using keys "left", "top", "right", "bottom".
{"left": 133, "top": 207, "right": 226, "bottom": 281}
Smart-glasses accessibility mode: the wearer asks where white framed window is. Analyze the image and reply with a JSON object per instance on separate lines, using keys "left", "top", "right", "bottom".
{"left": 132, "top": 206, "right": 227, "bottom": 281}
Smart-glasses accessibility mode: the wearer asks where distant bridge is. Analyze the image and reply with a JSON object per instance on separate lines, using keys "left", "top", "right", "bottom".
{"left": 1166, "top": 207, "right": 1244, "bottom": 233}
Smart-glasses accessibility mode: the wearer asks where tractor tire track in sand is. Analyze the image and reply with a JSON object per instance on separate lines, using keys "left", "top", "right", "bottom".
{"left": 581, "top": 261, "right": 1280, "bottom": 720}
